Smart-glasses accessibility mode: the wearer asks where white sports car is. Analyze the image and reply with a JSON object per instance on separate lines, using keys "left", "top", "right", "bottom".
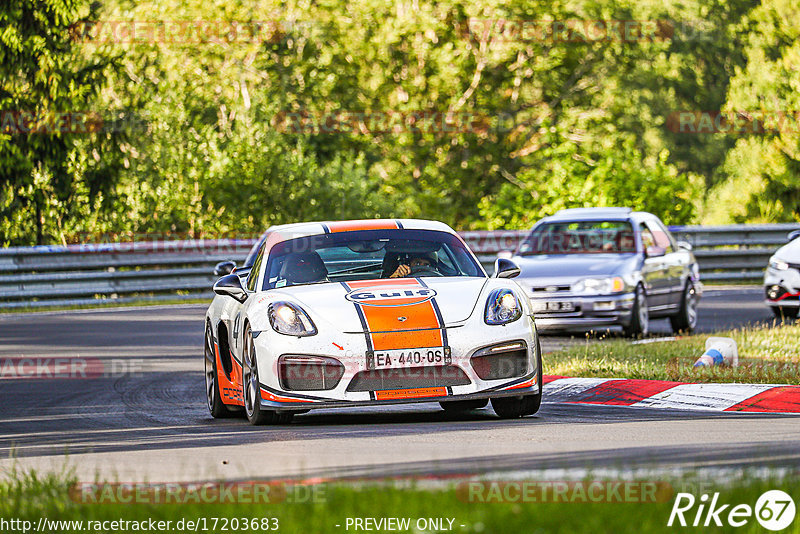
{"left": 765, "top": 229, "right": 800, "bottom": 319}
{"left": 205, "top": 219, "right": 542, "bottom": 424}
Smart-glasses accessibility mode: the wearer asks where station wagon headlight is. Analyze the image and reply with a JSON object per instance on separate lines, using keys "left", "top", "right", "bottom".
{"left": 571, "top": 276, "right": 626, "bottom": 295}
{"left": 485, "top": 289, "right": 523, "bottom": 325}
{"left": 769, "top": 258, "right": 790, "bottom": 271}
{"left": 268, "top": 302, "right": 317, "bottom": 337}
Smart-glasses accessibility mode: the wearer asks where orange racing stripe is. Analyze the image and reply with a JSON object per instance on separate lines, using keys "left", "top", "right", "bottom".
{"left": 326, "top": 220, "right": 400, "bottom": 233}
{"left": 344, "top": 279, "right": 444, "bottom": 350}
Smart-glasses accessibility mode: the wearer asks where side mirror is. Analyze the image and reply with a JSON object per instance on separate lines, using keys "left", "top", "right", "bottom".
{"left": 646, "top": 246, "right": 666, "bottom": 258}
{"left": 677, "top": 240, "right": 693, "bottom": 251}
{"left": 788, "top": 230, "right": 800, "bottom": 241}
{"left": 213, "top": 274, "right": 248, "bottom": 302}
{"left": 497, "top": 250, "right": 513, "bottom": 260}
{"left": 493, "top": 258, "right": 521, "bottom": 279}
{"left": 214, "top": 260, "right": 237, "bottom": 276}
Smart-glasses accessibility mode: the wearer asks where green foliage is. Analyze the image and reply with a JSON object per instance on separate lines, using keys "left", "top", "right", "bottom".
{"left": 0, "top": 0, "right": 125, "bottom": 245}
{"left": 707, "top": 0, "right": 800, "bottom": 223}
{"left": 1, "top": 0, "right": 798, "bottom": 245}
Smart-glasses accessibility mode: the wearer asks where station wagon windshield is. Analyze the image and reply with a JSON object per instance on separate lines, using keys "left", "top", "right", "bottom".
{"left": 519, "top": 221, "right": 636, "bottom": 255}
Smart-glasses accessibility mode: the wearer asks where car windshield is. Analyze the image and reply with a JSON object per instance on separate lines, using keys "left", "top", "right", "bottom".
{"left": 263, "top": 229, "right": 484, "bottom": 289}
{"left": 518, "top": 220, "right": 636, "bottom": 255}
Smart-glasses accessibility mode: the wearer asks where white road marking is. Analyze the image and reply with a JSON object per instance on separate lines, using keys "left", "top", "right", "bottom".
{"left": 630, "top": 383, "right": 776, "bottom": 411}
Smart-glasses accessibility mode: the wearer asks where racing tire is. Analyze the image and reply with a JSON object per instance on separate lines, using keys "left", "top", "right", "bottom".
{"left": 670, "top": 281, "right": 698, "bottom": 333}
{"left": 204, "top": 323, "right": 235, "bottom": 418}
{"left": 771, "top": 306, "right": 799, "bottom": 320}
{"left": 490, "top": 334, "right": 543, "bottom": 419}
{"left": 439, "top": 399, "right": 489, "bottom": 412}
{"left": 242, "top": 325, "right": 294, "bottom": 426}
{"left": 623, "top": 284, "right": 649, "bottom": 338}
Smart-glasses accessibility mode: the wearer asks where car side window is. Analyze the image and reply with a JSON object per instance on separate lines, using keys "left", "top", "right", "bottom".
{"left": 639, "top": 223, "right": 656, "bottom": 251}
{"left": 646, "top": 220, "right": 674, "bottom": 253}
{"left": 246, "top": 243, "right": 266, "bottom": 291}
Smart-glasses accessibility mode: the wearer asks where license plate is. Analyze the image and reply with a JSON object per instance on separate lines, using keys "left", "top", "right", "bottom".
{"left": 531, "top": 301, "right": 575, "bottom": 313}
{"left": 367, "top": 347, "right": 451, "bottom": 370}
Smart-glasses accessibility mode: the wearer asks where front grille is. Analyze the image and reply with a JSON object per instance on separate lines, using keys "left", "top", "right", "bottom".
{"left": 471, "top": 349, "right": 528, "bottom": 380}
{"left": 346, "top": 365, "right": 470, "bottom": 392}
{"left": 278, "top": 356, "right": 345, "bottom": 391}
{"left": 531, "top": 285, "right": 571, "bottom": 292}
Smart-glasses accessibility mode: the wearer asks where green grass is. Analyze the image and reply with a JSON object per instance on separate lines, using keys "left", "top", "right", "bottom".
{"left": 2, "top": 470, "right": 799, "bottom": 534}
{"left": 545, "top": 323, "right": 800, "bottom": 383}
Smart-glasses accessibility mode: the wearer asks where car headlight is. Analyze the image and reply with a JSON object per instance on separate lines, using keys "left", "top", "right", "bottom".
{"left": 485, "top": 289, "right": 523, "bottom": 325}
{"left": 769, "top": 258, "right": 790, "bottom": 271}
{"left": 571, "top": 276, "right": 626, "bottom": 295}
{"left": 268, "top": 302, "right": 317, "bottom": 337}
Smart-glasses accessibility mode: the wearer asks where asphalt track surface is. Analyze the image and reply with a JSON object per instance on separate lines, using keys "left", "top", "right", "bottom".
{"left": 1, "top": 286, "right": 798, "bottom": 483}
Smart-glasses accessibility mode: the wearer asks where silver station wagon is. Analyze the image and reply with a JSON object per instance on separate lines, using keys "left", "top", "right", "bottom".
{"left": 505, "top": 208, "right": 702, "bottom": 335}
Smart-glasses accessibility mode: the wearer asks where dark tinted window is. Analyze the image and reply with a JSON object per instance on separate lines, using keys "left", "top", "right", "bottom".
{"left": 263, "top": 229, "right": 484, "bottom": 289}
{"left": 519, "top": 220, "right": 636, "bottom": 255}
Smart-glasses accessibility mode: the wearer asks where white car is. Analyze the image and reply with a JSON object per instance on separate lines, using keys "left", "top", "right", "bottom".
{"left": 765, "top": 229, "right": 800, "bottom": 319}
{"left": 205, "top": 219, "right": 542, "bottom": 425}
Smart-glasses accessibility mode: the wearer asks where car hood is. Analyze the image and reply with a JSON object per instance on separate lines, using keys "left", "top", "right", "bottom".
{"left": 251, "top": 277, "right": 490, "bottom": 333}
{"left": 512, "top": 253, "right": 640, "bottom": 283}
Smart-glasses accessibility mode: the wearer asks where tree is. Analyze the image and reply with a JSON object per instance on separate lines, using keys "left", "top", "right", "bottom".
{"left": 0, "top": 0, "right": 124, "bottom": 245}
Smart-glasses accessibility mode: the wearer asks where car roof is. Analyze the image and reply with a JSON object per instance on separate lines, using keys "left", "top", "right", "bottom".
{"left": 541, "top": 207, "right": 654, "bottom": 223}
{"left": 264, "top": 219, "right": 457, "bottom": 243}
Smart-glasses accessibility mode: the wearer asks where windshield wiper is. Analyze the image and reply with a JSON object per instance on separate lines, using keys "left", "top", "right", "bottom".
{"left": 328, "top": 263, "right": 384, "bottom": 275}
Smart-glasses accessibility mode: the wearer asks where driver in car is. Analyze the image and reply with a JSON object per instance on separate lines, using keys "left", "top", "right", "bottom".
{"left": 389, "top": 251, "right": 438, "bottom": 278}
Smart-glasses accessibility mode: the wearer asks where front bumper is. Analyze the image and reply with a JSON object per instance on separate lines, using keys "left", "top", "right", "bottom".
{"left": 528, "top": 291, "right": 635, "bottom": 331}
{"left": 252, "top": 315, "right": 540, "bottom": 412}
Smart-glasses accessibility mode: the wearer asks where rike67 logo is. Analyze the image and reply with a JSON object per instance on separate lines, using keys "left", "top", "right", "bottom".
{"left": 668, "top": 490, "right": 796, "bottom": 531}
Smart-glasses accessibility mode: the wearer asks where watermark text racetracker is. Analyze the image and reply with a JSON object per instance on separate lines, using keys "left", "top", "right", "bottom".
{"left": 0, "top": 357, "right": 144, "bottom": 380}
{"left": 271, "top": 109, "right": 536, "bottom": 136}
{"left": 0, "top": 110, "right": 149, "bottom": 135}
{"left": 69, "top": 19, "right": 307, "bottom": 45}
{"left": 458, "top": 481, "right": 674, "bottom": 503}
{"left": 667, "top": 110, "right": 800, "bottom": 135}
{"left": 71, "top": 481, "right": 325, "bottom": 504}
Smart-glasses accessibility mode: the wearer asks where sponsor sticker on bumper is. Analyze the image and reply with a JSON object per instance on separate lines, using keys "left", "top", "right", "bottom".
{"left": 375, "top": 387, "right": 448, "bottom": 400}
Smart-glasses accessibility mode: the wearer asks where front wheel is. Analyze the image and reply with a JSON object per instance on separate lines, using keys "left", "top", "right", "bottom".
{"left": 623, "top": 285, "right": 649, "bottom": 337}
{"left": 771, "top": 306, "right": 799, "bottom": 320}
{"left": 205, "top": 324, "right": 234, "bottom": 418}
{"left": 242, "top": 325, "right": 293, "bottom": 425}
{"left": 670, "top": 281, "right": 698, "bottom": 333}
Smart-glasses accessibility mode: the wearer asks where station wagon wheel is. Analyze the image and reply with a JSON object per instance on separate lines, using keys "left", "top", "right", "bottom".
{"left": 623, "top": 284, "right": 649, "bottom": 337}
{"left": 771, "top": 306, "right": 799, "bottom": 320}
{"left": 242, "top": 325, "right": 293, "bottom": 425}
{"left": 204, "top": 323, "right": 232, "bottom": 418}
{"left": 670, "top": 281, "right": 698, "bottom": 333}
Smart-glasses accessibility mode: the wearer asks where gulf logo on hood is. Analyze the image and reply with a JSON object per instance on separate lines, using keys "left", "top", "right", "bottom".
{"left": 345, "top": 287, "right": 437, "bottom": 307}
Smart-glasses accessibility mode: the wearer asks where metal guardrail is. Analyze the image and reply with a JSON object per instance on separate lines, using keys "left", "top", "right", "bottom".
{"left": 1, "top": 224, "right": 798, "bottom": 309}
